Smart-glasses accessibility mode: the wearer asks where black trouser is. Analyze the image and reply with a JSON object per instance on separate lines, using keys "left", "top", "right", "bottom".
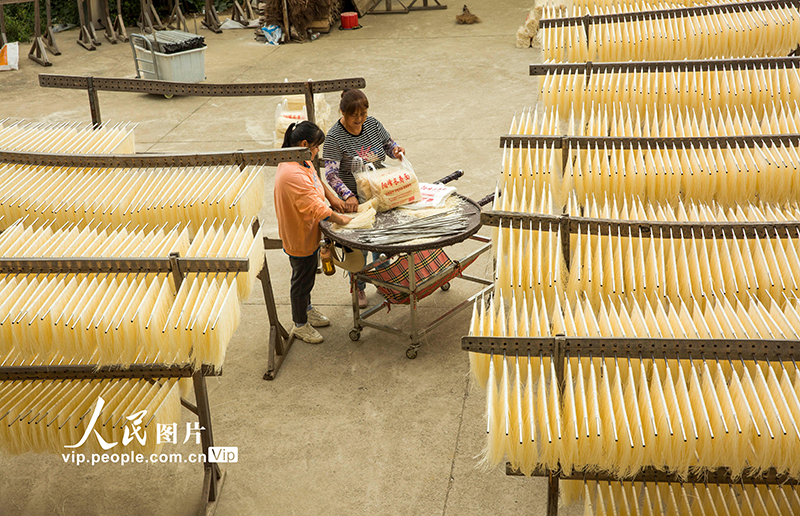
{"left": 289, "top": 250, "right": 318, "bottom": 325}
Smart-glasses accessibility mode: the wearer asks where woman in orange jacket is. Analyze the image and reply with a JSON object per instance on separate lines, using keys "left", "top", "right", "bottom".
{"left": 274, "top": 121, "right": 352, "bottom": 343}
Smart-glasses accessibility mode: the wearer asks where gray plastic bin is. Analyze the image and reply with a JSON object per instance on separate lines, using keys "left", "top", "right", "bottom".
{"left": 131, "top": 33, "right": 206, "bottom": 83}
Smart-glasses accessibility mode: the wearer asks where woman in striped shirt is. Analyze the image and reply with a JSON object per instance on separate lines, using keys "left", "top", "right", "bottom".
{"left": 322, "top": 89, "right": 406, "bottom": 307}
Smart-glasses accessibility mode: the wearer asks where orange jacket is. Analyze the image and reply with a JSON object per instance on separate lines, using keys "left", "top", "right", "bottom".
{"left": 274, "top": 161, "right": 333, "bottom": 257}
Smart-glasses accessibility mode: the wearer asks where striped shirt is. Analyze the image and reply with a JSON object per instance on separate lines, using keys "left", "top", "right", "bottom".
{"left": 323, "top": 117, "right": 398, "bottom": 200}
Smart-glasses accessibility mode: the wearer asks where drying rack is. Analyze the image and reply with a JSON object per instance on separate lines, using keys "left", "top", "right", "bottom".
{"left": 0, "top": 0, "right": 57, "bottom": 66}
{"left": 467, "top": 209, "right": 800, "bottom": 515}
{"left": 367, "top": 0, "right": 447, "bottom": 14}
{"left": 0, "top": 253, "right": 251, "bottom": 515}
{"left": 0, "top": 146, "right": 314, "bottom": 381}
{"left": 529, "top": 56, "right": 800, "bottom": 75}
{"left": 38, "top": 74, "right": 367, "bottom": 128}
{"left": 134, "top": 0, "right": 197, "bottom": 35}
{"left": 496, "top": 133, "right": 800, "bottom": 175}
{"left": 538, "top": 0, "right": 796, "bottom": 36}
{"left": 462, "top": 334, "right": 800, "bottom": 516}
{"left": 76, "top": 0, "right": 127, "bottom": 50}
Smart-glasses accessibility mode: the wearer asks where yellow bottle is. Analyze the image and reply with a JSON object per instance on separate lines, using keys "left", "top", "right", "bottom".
{"left": 320, "top": 242, "right": 336, "bottom": 276}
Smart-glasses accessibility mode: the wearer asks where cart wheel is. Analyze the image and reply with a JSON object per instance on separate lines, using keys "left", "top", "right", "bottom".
{"left": 406, "top": 348, "right": 418, "bottom": 359}
{"left": 441, "top": 282, "right": 451, "bottom": 291}
{"left": 164, "top": 94, "right": 174, "bottom": 99}
{"left": 349, "top": 330, "right": 361, "bottom": 341}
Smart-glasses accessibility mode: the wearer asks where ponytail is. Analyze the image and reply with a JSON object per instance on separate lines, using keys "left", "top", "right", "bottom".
{"left": 282, "top": 120, "right": 325, "bottom": 149}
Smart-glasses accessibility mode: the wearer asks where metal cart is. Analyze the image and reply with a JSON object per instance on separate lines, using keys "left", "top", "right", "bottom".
{"left": 320, "top": 174, "right": 493, "bottom": 359}
{"left": 130, "top": 31, "right": 206, "bottom": 88}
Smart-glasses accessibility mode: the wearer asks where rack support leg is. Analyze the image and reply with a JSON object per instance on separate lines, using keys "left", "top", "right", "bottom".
{"left": 547, "top": 471, "right": 559, "bottom": 516}
{"left": 260, "top": 257, "right": 293, "bottom": 380}
{"left": 192, "top": 371, "right": 226, "bottom": 514}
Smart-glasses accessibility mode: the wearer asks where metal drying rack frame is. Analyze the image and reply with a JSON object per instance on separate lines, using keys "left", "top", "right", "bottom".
{"left": 529, "top": 56, "right": 800, "bottom": 76}
{"left": 538, "top": 0, "right": 798, "bottom": 38}
{"left": 497, "top": 133, "right": 800, "bottom": 188}
{"left": 0, "top": 146, "right": 315, "bottom": 381}
{"left": 470, "top": 209, "right": 800, "bottom": 515}
{"left": 482, "top": 201, "right": 800, "bottom": 278}
{"left": 0, "top": 253, "right": 252, "bottom": 515}
{"left": 462, "top": 333, "right": 800, "bottom": 516}
{"left": 37, "top": 74, "right": 367, "bottom": 129}
{"left": 0, "top": 147, "right": 309, "bottom": 169}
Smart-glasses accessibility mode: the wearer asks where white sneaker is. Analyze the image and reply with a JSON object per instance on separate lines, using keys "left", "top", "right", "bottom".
{"left": 306, "top": 306, "right": 330, "bottom": 327}
{"left": 291, "top": 323, "right": 323, "bottom": 344}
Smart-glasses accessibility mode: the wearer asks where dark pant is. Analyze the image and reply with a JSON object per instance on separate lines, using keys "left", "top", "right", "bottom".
{"left": 354, "top": 251, "right": 382, "bottom": 291}
{"left": 289, "top": 250, "right": 318, "bottom": 325}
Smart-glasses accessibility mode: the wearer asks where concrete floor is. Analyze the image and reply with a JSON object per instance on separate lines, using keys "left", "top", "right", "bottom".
{"left": 0, "top": 3, "right": 584, "bottom": 515}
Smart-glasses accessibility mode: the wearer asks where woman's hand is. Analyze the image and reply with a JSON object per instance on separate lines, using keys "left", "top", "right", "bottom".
{"left": 329, "top": 196, "right": 348, "bottom": 213}
{"left": 393, "top": 146, "right": 406, "bottom": 160}
{"left": 344, "top": 196, "right": 359, "bottom": 213}
{"left": 330, "top": 212, "right": 353, "bottom": 225}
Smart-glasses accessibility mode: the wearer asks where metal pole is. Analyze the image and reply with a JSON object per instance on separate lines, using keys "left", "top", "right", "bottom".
{"left": 192, "top": 369, "right": 221, "bottom": 502}
{"left": 168, "top": 251, "right": 184, "bottom": 291}
{"left": 547, "top": 471, "right": 560, "bottom": 516}
{"left": 260, "top": 252, "right": 296, "bottom": 380}
{"left": 560, "top": 214, "right": 571, "bottom": 271}
{"left": 554, "top": 335, "right": 566, "bottom": 387}
{"left": 86, "top": 76, "right": 102, "bottom": 126}
{"left": 258, "top": 254, "right": 287, "bottom": 339}
{"left": 351, "top": 273, "right": 361, "bottom": 331}
{"left": 407, "top": 251, "right": 419, "bottom": 358}
{"left": 304, "top": 81, "right": 316, "bottom": 126}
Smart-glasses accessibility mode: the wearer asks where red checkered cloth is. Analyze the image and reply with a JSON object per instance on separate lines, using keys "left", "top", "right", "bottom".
{"left": 363, "top": 249, "right": 480, "bottom": 305}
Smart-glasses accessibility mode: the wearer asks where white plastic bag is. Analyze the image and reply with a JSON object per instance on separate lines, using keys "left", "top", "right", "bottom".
{"left": 274, "top": 101, "right": 307, "bottom": 146}
{"left": 0, "top": 43, "right": 19, "bottom": 72}
{"left": 262, "top": 25, "right": 282, "bottom": 45}
{"left": 352, "top": 157, "right": 374, "bottom": 201}
{"left": 273, "top": 79, "right": 333, "bottom": 147}
{"left": 367, "top": 155, "right": 421, "bottom": 211}
{"left": 400, "top": 183, "right": 456, "bottom": 210}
